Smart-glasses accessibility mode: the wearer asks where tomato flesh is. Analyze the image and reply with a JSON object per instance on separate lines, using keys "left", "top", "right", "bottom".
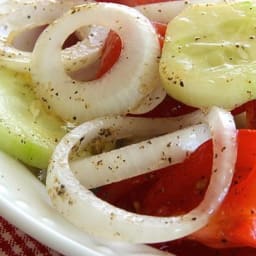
{"left": 96, "top": 130, "right": 256, "bottom": 255}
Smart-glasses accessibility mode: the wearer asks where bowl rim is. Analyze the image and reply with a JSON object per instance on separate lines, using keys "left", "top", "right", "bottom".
{"left": 0, "top": 150, "right": 170, "bottom": 256}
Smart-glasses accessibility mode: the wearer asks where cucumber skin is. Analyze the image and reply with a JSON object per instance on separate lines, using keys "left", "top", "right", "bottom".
{"left": 160, "top": 2, "right": 256, "bottom": 110}
{"left": 0, "top": 68, "right": 67, "bottom": 169}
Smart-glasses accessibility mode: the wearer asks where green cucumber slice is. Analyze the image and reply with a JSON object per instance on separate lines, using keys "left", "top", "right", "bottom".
{"left": 0, "top": 68, "right": 66, "bottom": 169}
{"left": 160, "top": 1, "right": 256, "bottom": 109}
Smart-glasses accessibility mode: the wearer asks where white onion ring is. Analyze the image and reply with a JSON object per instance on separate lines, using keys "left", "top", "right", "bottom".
{"left": 73, "top": 110, "right": 206, "bottom": 145}
{"left": 46, "top": 107, "right": 237, "bottom": 243}
{"left": 74, "top": 14, "right": 166, "bottom": 114}
{"left": 135, "top": 0, "right": 243, "bottom": 23}
{"left": 135, "top": 0, "right": 186, "bottom": 23}
{"left": 0, "top": 0, "right": 104, "bottom": 73}
{"left": 129, "top": 85, "right": 166, "bottom": 114}
{"left": 31, "top": 2, "right": 161, "bottom": 123}
{"left": 12, "top": 26, "right": 45, "bottom": 52}
{"left": 71, "top": 123, "right": 210, "bottom": 189}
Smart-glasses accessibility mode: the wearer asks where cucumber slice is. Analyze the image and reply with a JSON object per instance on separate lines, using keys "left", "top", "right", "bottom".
{"left": 160, "top": 1, "right": 256, "bottom": 110}
{"left": 0, "top": 68, "right": 67, "bottom": 169}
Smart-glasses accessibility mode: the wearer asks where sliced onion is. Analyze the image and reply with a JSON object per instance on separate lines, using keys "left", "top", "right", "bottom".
{"left": 66, "top": 110, "right": 208, "bottom": 189}
{"left": 71, "top": 123, "right": 210, "bottom": 189}
{"left": 129, "top": 85, "right": 166, "bottom": 114}
{"left": 75, "top": 16, "right": 165, "bottom": 114}
{"left": 69, "top": 110, "right": 206, "bottom": 147}
{"left": 31, "top": 2, "right": 161, "bottom": 123}
{"left": 70, "top": 110, "right": 206, "bottom": 145}
{"left": 75, "top": 25, "right": 109, "bottom": 43}
{"left": 76, "top": 24, "right": 165, "bottom": 114}
{"left": 135, "top": 0, "right": 239, "bottom": 24}
{"left": 0, "top": 0, "right": 104, "bottom": 73}
{"left": 46, "top": 107, "right": 237, "bottom": 243}
{"left": 135, "top": 0, "right": 186, "bottom": 24}
{"left": 62, "top": 25, "right": 108, "bottom": 74}
{"left": 12, "top": 26, "right": 45, "bottom": 52}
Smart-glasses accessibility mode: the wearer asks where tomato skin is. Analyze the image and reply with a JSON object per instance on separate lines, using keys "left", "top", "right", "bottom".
{"left": 96, "top": 173, "right": 158, "bottom": 212}
{"left": 139, "top": 140, "right": 212, "bottom": 216}
{"left": 143, "top": 129, "right": 256, "bottom": 249}
{"left": 153, "top": 240, "right": 256, "bottom": 256}
{"left": 96, "top": 139, "right": 211, "bottom": 214}
{"left": 96, "top": 129, "right": 256, "bottom": 255}
{"left": 136, "top": 95, "right": 197, "bottom": 117}
{"left": 190, "top": 166, "right": 256, "bottom": 248}
{"left": 245, "top": 100, "right": 256, "bottom": 129}
{"left": 152, "top": 21, "right": 167, "bottom": 49}
{"left": 96, "top": 30, "right": 122, "bottom": 78}
{"left": 191, "top": 130, "right": 256, "bottom": 248}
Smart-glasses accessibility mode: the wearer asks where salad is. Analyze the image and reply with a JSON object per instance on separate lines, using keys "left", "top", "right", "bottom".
{"left": 1, "top": 0, "right": 256, "bottom": 255}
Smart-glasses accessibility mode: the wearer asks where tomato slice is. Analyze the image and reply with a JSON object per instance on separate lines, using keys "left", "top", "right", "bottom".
{"left": 191, "top": 164, "right": 256, "bottom": 248}
{"left": 191, "top": 129, "right": 256, "bottom": 248}
{"left": 139, "top": 140, "right": 212, "bottom": 216}
{"left": 96, "top": 129, "right": 256, "bottom": 255}
{"left": 143, "top": 129, "right": 256, "bottom": 249}
{"left": 96, "top": 30, "right": 122, "bottom": 78}
{"left": 152, "top": 21, "right": 167, "bottom": 49}
{"left": 245, "top": 100, "right": 256, "bottom": 129}
{"left": 136, "top": 95, "right": 197, "bottom": 117}
{"left": 154, "top": 240, "right": 256, "bottom": 256}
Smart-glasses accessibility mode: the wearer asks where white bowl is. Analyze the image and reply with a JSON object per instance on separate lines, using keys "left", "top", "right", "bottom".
{"left": 0, "top": 151, "right": 170, "bottom": 256}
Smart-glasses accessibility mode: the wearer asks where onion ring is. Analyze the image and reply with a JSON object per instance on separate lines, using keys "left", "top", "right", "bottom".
{"left": 74, "top": 14, "right": 166, "bottom": 113}
{"left": 136, "top": 0, "right": 241, "bottom": 23}
{"left": 71, "top": 110, "right": 206, "bottom": 146}
{"left": 30, "top": 2, "right": 161, "bottom": 123}
{"left": 129, "top": 85, "right": 166, "bottom": 115}
{"left": 0, "top": 0, "right": 104, "bottom": 73}
{"left": 46, "top": 107, "right": 237, "bottom": 243}
{"left": 70, "top": 122, "right": 210, "bottom": 189}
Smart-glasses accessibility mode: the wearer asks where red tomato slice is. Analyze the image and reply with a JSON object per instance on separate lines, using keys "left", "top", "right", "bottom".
{"left": 191, "top": 164, "right": 256, "bottom": 248}
{"left": 245, "top": 100, "right": 256, "bottom": 129}
{"left": 96, "top": 129, "right": 256, "bottom": 255}
{"left": 139, "top": 140, "right": 212, "bottom": 216}
{"left": 191, "top": 129, "right": 256, "bottom": 248}
{"left": 143, "top": 130, "right": 256, "bottom": 249}
{"left": 152, "top": 21, "right": 167, "bottom": 49}
{"left": 136, "top": 95, "right": 197, "bottom": 117}
{"left": 96, "top": 30, "right": 122, "bottom": 78}
{"left": 95, "top": 167, "right": 159, "bottom": 212}
{"left": 154, "top": 240, "right": 256, "bottom": 256}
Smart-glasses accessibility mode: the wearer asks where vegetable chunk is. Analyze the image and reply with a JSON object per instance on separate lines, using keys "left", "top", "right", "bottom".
{"left": 160, "top": 1, "right": 256, "bottom": 110}
{"left": 0, "top": 68, "right": 66, "bottom": 168}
